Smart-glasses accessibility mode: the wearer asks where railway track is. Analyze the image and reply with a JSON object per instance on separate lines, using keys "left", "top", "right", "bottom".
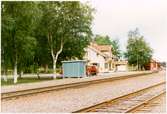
{"left": 1, "top": 72, "right": 154, "bottom": 100}
{"left": 73, "top": 82, "right": 166, "bottom": 113}
{"left": 130, "top": 93, "right": 166, "bottom": 113}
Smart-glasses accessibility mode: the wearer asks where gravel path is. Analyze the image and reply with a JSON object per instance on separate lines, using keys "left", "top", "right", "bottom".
{"left": 1, "top": 71, "right": 165, "bottom": 113}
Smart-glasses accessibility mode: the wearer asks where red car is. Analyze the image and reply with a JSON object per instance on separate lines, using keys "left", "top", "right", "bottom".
{"left": 86, "top": 65, "right": 98, "bottom": 76}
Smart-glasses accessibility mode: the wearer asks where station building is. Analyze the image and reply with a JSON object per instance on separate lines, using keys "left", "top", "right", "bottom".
{"left": 144, "top": 59, "right": 160, "bottom": 71}
{"left": 84, "top": 42, "right": 120, "bottom": 72}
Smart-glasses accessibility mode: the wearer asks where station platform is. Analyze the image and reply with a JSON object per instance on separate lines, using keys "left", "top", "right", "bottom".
{"left": 1, "top": 71, "right": 154, "bottom": 94}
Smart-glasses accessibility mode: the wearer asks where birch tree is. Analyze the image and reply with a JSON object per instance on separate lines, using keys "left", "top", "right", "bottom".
{"left": 38, "top": 1, "right": 93, "bottom": 78}
{"left": 2, "top": 2, "right": 39, "bottom": 83}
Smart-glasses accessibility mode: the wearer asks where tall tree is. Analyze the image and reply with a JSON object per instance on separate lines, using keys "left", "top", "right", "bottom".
{"left": 111, "top": 39, "right": 121, "bottom": 59}
{"left": 37, "top": 1, "right": 93, "bottom": 78}
{"left": 94, "top": 35, "right": 112, "bottom": 45}
{"left": 2, "top": 2, "right": 40, "bottom": 83}
{"left": 125, "top": 28, "right": 153, "bottom": 70}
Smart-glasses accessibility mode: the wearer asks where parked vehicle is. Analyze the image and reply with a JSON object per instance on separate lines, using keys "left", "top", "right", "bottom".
{"left": 86, "top": 65, "right": 98, "bottom": 76}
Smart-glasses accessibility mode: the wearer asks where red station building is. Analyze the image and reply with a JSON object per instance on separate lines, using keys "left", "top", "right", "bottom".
{"left": 144, "top": 59, "right": 159, "bottom": 71}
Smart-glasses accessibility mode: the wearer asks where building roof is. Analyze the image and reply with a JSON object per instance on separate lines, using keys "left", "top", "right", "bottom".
{"left": 90, "top": 42, "right": 112, "bottom": 52}
{"left": 150, "top": 58, "right": 159, "bottom": 63}
{"left": 88, "top": 45, "right": 107, "bottom": 58}
{"left": 97, "top": 45, "right": 112, "bottom": 52}
{"left": 62, "top": 60, "right": 87, "bottom": 63}
{"left": 85, "top": 42, "right": 113, "bottom": 59}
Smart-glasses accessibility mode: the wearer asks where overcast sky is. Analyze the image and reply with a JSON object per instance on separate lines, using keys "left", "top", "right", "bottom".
{"left": 86, "top": 0, "right": 167, "bottom": 62}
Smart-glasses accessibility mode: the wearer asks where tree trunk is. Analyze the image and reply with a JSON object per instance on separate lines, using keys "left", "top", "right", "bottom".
{"left": 53, "top": 40, "right": 64, "bottom": 79}
{"left": 13, "top": 41, "right": 18, "bottom": 83}
{"left": 36, "top": 67, "right": 40, "bottom": 79}
{"left": 19, "top": 70, "right": 23, "bottom": 79}
{"left": 52, "top": 54, "right": 62, "bottom": 79}
{"left": 2, "top": 48, "right": 8, "bottom": 82}
{"left": 14, "top": 59, "right": 18, "bottom": 83}
{"left": 44, "top": 64, "right": 48, "bottom": 73}
{"left": 53, "top": 59, "right": 56, "bottom": 78}
{"left": 37, "top": 71, "right": 40, "bottom": 79}
{"left": 48, "top": 32, "right": 64, "bottom": 79}
{"left": 3, "top": 68, "right": 8, "bottom": 82}
{"left": 11, "top": 4, "right": 17, "bottom": 83}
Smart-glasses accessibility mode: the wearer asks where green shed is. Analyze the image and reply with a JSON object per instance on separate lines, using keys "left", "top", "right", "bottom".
{"left": 62, "top": 60, "right": 87, "bottom": 78}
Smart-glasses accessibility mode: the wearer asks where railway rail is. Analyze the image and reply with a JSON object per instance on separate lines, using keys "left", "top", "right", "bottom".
{"left": 73, "top": 82, "right": 166, "bottom": 113}
{"left": 130, "top": 93, "right": 166, "bottom": 113}
{"left": 1, "top": 72, "right": 154, "bottom": 100}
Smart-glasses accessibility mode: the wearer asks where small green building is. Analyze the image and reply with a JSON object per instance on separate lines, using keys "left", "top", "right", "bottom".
{"left": 62, "top": 60, "right": 87, "bottom": 78}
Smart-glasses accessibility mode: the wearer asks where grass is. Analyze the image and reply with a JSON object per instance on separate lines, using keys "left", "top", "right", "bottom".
{"left": 1, "top": 77, "right": 54, "bottom": 86}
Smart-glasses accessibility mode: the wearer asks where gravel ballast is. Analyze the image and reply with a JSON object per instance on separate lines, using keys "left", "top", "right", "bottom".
{"left": 1, "top": 71, "right": 165, "bottom": 113}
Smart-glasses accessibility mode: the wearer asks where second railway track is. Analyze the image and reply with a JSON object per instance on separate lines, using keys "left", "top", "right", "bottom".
{"left": 73, "top": 82, "right": 166, "bottom": 113}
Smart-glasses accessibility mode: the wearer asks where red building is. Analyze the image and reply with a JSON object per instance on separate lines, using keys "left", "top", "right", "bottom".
{"left": 144, "top": 59, "right": 159, "bottom": 71}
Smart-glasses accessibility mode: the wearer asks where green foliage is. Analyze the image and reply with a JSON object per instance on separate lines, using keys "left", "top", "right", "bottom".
{"left": 94, "top": 35, "right": 112, "bottom": 45}
{"left": 36, "top": 1, "right": 94, "bottom": 67}
{"left": 2, "top": 1, "right": 94, "bottom": 76}
{"left": 125, "top": 28, "right": 153, "bottom": 70}
{"left": 2, "top": 2, "right": 40, "bottom": 74}
{"left": 111, "top": 39, "right": 121, "bottom": 58}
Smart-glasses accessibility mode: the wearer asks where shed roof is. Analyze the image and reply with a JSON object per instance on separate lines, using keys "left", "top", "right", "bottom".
{"left": 62, "top": 60, "right": 87, "bottom": 63}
